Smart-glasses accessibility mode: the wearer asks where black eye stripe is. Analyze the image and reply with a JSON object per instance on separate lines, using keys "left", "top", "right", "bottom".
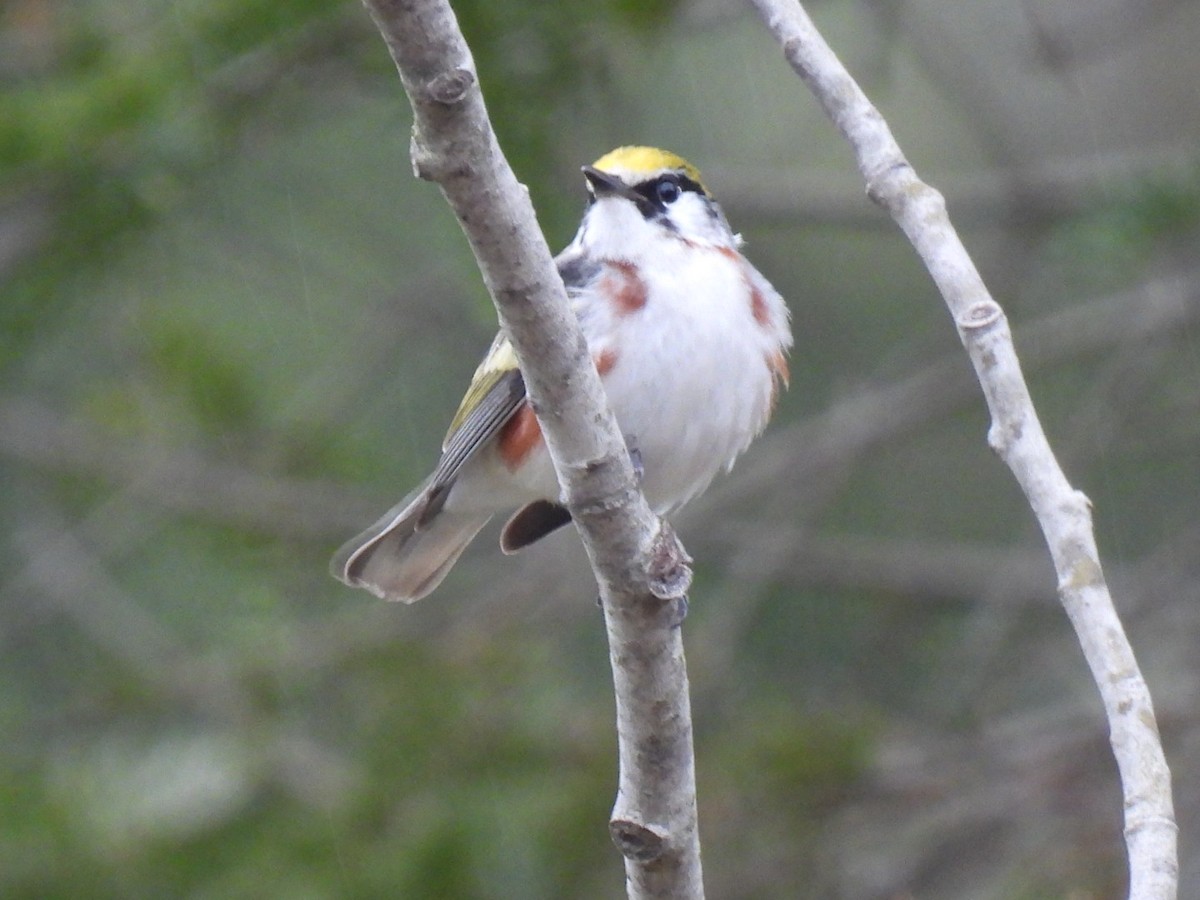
{"left": 633, "top": 173, "right": 706, "bottom": 205}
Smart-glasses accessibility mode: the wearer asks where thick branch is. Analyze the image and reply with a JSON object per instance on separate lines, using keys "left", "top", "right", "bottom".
{"left": 358, "top": 1, "right": 702, "bottom": 896}
{"left": 748, "top": 1, "right": 1178, "bottom": 897}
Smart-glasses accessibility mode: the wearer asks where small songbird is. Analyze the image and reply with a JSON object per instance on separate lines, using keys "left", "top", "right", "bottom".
{"left": 331, "top": 146, "right": 792, "bottom": 602}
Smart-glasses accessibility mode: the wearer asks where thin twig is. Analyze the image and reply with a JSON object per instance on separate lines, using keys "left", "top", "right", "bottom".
{"left": 357, "top": 0, "right": 703, "bottom": 896}
{"left": 747, "top": 1, "right": 1178, "bottom": 896}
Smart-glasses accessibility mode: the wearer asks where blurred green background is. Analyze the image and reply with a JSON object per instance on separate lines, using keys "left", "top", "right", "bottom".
{"left": 3, "top": 0, "right": 1199, "bottom": 897}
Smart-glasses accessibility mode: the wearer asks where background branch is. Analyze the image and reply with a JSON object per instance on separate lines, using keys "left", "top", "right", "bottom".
{"left": 747, "top": 1, "right": 1178, "bottom": 896}
{"left": 358, "top": 0, "right": 703, "bottom": 896}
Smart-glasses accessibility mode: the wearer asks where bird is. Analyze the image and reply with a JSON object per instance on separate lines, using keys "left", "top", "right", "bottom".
{"left": 331, "top": 146, "right": 792, "bottom": 602}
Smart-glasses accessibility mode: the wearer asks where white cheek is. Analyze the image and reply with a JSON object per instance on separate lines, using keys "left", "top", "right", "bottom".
{"left": 581, "top": 199, "right": 656, "bottom": 257}
{"left": 667, "top": 195, "right": 725, "bottom": 243}
{"left": 671, "top": 197, "right": 705, "bottom": 230}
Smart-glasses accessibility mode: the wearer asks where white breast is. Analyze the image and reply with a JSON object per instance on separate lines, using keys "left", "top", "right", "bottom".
{"left": 581, "top": 241, "right": 790, "bottom": 513}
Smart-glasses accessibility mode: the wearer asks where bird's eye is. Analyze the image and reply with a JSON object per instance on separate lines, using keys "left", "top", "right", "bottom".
{"left": 656, "top": 178, "right": 682, "bottom": 204}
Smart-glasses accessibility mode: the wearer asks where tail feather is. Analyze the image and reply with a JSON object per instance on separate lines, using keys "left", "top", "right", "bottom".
{"left": 330, "top": 487, "right": 490, "bottom": 603}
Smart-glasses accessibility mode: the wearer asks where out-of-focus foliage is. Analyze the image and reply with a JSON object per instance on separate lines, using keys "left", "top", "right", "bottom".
{"left": 2, "top": 0, "right": 1200, "bottom": 897}
{"left": 0, "top": 0, "right": 677, "bottom": 365}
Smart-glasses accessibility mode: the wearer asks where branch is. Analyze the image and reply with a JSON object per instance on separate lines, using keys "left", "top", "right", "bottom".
{"left": 700, "top": 264, "right": 1200, "bottom": 518}
{"left": 748, "top": 1, "right": 1178, "bottom": 897}
{"left": 358, "top": 1, "right": 702, "bottom": 896}
{"left": 713, "top": 145, "right": 1199, "bottom": 229}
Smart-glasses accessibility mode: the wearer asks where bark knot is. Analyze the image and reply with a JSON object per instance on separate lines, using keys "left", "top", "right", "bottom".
{"left": 647, "top": 522, "right": 693, "bottom": 601}
{"left": 959, "top": 301, "right": 1003, "bottom": 332}
{"left": 426, "top": 67, "right": 474, "bottom": 105}
{"left": 610, "top": 818, "right": 668, "bottom": 862}
{"left": 865, "top": 159, "right": 915, "bottom": 208}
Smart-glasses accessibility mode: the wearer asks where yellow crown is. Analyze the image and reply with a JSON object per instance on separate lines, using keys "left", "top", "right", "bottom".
{"left": 590, "top": 146, "right": 708, "bottom": 195}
